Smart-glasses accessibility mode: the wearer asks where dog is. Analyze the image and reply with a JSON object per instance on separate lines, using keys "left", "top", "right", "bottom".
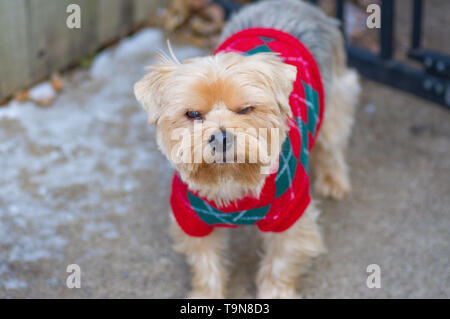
{"left": 134, "top": 0, "right": 360, "bottom": 298}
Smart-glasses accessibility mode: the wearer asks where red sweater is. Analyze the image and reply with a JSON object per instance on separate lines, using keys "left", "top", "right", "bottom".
{"left": 170, "top": 28, "right": 325, "bottom": 237}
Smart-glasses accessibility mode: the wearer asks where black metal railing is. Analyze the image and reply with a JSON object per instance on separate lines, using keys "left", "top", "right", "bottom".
{"left": 214, "top": 0, "right": 450, "bottom": 109}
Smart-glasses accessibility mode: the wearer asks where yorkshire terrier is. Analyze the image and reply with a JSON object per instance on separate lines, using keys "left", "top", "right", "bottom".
{"left": 134, "top": 0, "right": 360, "bottom": 298}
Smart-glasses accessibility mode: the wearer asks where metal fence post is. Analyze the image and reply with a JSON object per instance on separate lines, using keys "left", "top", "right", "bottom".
{"left": 380, "top": 0, "right": 395, "bottom": 60}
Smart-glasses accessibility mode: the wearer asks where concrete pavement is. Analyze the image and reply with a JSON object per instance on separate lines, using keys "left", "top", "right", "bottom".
{"left": 0, "top": 28, "right": 448, "bottom": 298}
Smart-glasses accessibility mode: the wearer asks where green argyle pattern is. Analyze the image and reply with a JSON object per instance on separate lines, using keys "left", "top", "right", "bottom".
{"left": 186, "top": 37, "right": 320, "bottom": 226}
{"left": 186, "top": 134, "right": 295, "bottom": 225}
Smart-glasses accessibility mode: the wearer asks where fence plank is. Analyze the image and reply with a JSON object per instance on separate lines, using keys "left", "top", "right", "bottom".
{"left": 26, "top": 0, "right": 75, "bottom": 82}
{"left": 97, "top": 0, "right": 123, "bottom": 44}
{"left": 0, "top": 0, "right": 169, "bottom": 102}
{"left": 0, "top": 0, "right": 31, "bottom": 100}
{"left": 68, "top": 0, "right": 99, "bottom": 62}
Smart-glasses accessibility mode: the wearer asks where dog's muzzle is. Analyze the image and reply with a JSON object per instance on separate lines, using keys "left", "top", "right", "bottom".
{"left": 209, "top": 129, "right": 234, "bottom": 155}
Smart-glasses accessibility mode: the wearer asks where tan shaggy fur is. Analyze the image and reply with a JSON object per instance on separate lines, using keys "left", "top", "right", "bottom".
{"left": 134, "top": 0, "right": 360, "bottom": 298}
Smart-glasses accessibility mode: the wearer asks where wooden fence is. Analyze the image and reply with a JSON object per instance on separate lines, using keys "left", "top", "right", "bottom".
{"left": 0, "top": 0, "right": 169, "bottom": 102}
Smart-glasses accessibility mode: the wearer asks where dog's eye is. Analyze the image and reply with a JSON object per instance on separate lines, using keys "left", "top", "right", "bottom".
{"left": 186, "top": 111, "right": 202, "bottom": 120}
{"left": 237, "top": 106, "right": 255, "bottom": 115}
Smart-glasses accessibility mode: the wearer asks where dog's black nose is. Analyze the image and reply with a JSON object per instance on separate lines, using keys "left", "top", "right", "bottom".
{"left": 209, "top": 129, "right": 233, "bottom": 152}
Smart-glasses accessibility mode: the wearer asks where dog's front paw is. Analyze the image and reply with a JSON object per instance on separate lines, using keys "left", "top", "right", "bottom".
{"left": 315, "top": 171, "right": 351, "bottom": 200}
{"left": 257, "top": 285, "right": 301, "bottom": 299}
{"left": 187, "top": 290, "right": 224, "bottom": 299}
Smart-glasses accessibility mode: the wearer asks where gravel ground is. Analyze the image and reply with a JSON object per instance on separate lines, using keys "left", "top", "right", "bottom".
{"left": 0, "top": 28, "right": 448, "bottom": 298}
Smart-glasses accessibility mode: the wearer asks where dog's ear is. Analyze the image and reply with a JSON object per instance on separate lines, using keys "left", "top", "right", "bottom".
{"left": 248, "top": 53, "right": 297, "bottom": 118}
{"left": 134, "top": 62, "right": 177, "bottom": 124}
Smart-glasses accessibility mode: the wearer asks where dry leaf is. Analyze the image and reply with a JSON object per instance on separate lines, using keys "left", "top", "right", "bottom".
{"left": 187, "top": 0, "right": 208, "bottom": 11}
{"left": 190, "top": 16, "right": 221, "bottom": 36}
{"left": 199, "top": 4, "right": 224, "bottom": 23}
{"left": 13, "top": 90, "right": 30, "bottom": 103}
{"left": 34, "top": 97, "right": 55, "bottom": 107}
{"left": 164, "top": 0, "right": 191, "bottom": 31}
{"left": 51, "top": 73, "right": 64, "bottom": 92}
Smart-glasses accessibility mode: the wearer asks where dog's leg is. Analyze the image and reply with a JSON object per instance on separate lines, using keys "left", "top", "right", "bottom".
{"left": 311, "top": 70, "right": 360, "bottom": 200}
{"left": 256, "top": 204, "right": 325, "bottom": 298}
{"left": 169, "top": 213, "right": 228, "bottom": 298}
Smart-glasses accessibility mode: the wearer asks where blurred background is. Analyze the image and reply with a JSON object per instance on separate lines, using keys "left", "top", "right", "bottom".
{"left": 0, "top": 0, "right": 448, "bottom": 298}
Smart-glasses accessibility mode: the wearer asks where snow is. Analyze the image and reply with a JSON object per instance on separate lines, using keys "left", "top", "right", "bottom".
{"left": 0, "top": 28, "right": 206, "bottom": 289}
{"left": 365, "top": 104, "right": 377, "bottom": 114}
{"left": 2, "top": 279, "right": 28, "bottom": 290}
{"left": 28, "top": 81, "right": 57, "bottom": 101}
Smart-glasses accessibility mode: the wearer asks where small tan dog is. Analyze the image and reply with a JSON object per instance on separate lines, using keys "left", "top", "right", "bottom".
{"left": 135, "top": 0, "right": 360, "bottom": 298}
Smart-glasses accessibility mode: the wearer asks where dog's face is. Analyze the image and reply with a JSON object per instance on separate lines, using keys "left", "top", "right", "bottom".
{"left": 134, "top": 52, "right": 296, "bottom": 194}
